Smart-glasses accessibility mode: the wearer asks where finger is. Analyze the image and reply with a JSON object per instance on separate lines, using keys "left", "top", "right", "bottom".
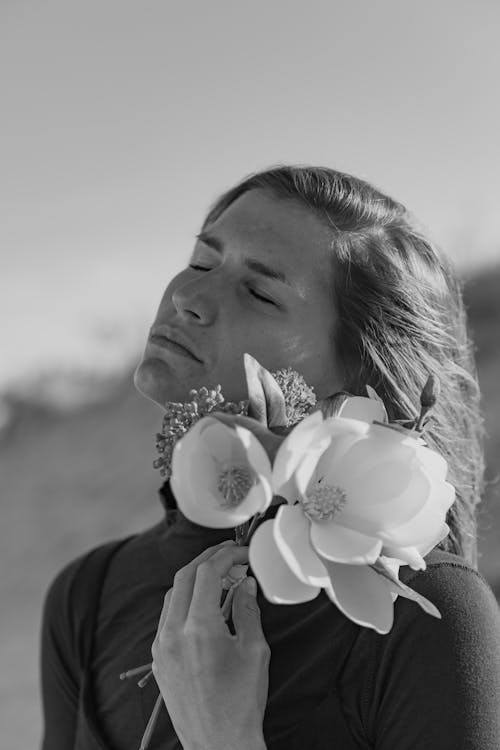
{"left": 165, "top": 540, "right": 237, "bottom": 629}
{"left": 152, "top": 586, "right": 174, "bottom": 657}
{"left": 188, "top": 545, "right": 250, "bottom": 623}
{"left": 157, "top": 587, "right": 173, "bottom": 636}
{"left": 231, "top": 577, "right": 268, "bottom": 646}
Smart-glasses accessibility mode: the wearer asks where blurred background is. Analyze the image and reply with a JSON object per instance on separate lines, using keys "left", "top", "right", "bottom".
{"left": 1, "top": 1, "right": 499, "bottom": 746}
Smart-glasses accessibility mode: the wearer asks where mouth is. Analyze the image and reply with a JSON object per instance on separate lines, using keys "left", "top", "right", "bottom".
{"left": 149, "top": 327, "right": 202, "bottom": 362}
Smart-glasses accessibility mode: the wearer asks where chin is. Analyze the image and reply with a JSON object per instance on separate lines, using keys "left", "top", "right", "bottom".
{"left": 133, "top": 358, "right": 171, "bottom": 408}
{"left": 133, "top": 356, "right": 196, "bottom": 407}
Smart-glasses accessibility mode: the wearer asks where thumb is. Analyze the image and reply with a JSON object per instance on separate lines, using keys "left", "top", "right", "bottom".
{"left": 231, "top": 577, "right": 265, "bottom": 643}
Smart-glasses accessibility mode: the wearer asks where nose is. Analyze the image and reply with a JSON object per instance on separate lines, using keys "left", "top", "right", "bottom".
{"left": 171, "top": 274, "right": 218, "bottom": 325}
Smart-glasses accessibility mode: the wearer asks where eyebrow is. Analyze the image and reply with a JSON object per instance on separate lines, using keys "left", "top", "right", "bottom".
{"left": 195, "top": 231, "right": 292, "bottom": 287}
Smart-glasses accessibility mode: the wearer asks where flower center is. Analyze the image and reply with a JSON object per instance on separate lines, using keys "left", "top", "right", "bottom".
{"left": 217, "top": 465, "right": 255, "bottom": 508}
{"left": 300, "top": 479, "right": 347, "bottom": 522}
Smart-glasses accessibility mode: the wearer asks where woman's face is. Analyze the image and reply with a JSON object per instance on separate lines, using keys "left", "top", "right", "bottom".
{"left": 134, "top": 189, "right": 343, "bottom": 408}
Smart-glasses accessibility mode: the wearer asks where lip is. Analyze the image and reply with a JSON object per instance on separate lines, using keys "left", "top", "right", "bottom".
{"left": 149, "top": 325, "right": 202, "bottom": 362}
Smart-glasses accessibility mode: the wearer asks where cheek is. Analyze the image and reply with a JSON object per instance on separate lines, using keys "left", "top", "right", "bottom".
{"left": 278, "top": 327, "right": 340, "bottom": 395}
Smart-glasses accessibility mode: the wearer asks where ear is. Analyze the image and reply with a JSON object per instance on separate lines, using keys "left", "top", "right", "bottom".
{"left": 243, "top": 353, "right": 287, "bottom": 428}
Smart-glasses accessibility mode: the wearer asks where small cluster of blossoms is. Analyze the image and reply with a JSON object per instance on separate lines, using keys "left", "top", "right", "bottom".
{"left": 271, "top": 367, "right": 317, "bottom": 427}
{"left": 153, "top": 386, "right": 249, "bottom": 479}
{"left": 153, "top": 368, "right": 317, "bottom": 479}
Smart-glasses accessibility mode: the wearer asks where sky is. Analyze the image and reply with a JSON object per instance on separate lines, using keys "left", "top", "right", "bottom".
{"left": 1, "top": 0, "right": 499, "bottom": 403}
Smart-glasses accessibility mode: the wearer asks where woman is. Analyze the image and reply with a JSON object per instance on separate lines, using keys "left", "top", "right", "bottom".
{"left": 40, "top": 165, "right": 500, "bottom": 749}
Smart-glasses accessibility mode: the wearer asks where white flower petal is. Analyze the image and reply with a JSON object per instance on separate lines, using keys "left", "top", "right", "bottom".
{"left": 171, "top": 428, "right": 227, "bottom": 525}
{"left": 322, "top": 560, "right": 395, "bottom": 634}
{"left": 294, "top": 444, "right": 330, "bottom": 496}
{"left": 432, "top": 480, "right": 456, "bottom": 515}
{"left": 273, "top": 505, "right": 330, "bottom": 587}
{"left": 249, "top": 519, "right": 321, "bottom": 604}
{"left": 337, "top": 395, "right": 388, "bottom": 424}
{"left": 172, "top": 472, "right": 257, "bottom": 528}
{"left": 378, "top": 555, "right": 401, "bottom": 579}
{"left": 378, "top": 480, "right": 454, "bottom": 547}
{"left": 234, "top": 425, "right": 272, "bottom": 477}
{"left": 377, "top": 504, "right": 445, "bottom": 548}
{"left": 381, "top": 544, "right": 427, "bottom": 571}
{"left": 340, "top": 464, "right": 431, "bottom": 531}
{"left": 414, "top": 444, "right": 449, "bottom": 481}
{"left": 416, "top": 522, "right": 450, "bottom": 557}
{"left": 272, "top": 411, "right": 326, "bottom": 493}
{"left": 310, "top": 522, "right": 382, "bottom": 565}
{"left": 336, "top": 433, "right": 415, "bottom": 492}
{"left": 171, "top": 417, "right": 271, "bottom": 528}
{"left": 273, "top": 474, "right": 301, "bottom": 505}
{"left": 316, "top": 422, "right": 370, "bottom": 484}
{"left": 203, "top": 421, "right": 247, "bottom": 464}
{"left": 172, "top": 432, "right": 214, "bottom": 490}
{"left": 293, "top": 418, "right": 369, "bottom": 500}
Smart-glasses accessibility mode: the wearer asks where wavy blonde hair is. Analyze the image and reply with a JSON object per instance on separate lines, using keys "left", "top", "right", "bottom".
{"left": 202, "top": 165, "right": 485, "bottom": 567}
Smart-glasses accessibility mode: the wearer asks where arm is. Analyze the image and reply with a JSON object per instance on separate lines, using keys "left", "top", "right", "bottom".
{"left": 39, "top": 561, "right": 82, "bottom": 749}
{"left": 366, "top": 563, "right": 500, "bottom": 749}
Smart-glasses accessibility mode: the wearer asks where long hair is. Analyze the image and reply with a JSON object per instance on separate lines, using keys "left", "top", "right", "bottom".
{"left": 201, "top": 165, "right": 485, "bottom": 567}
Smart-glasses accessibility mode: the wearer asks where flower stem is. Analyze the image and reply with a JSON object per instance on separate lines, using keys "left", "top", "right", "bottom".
{"left": 119, "top": 663, "right": 152, "bottom": 680}
{"left": 242, "top": 512, "right": 264, "bottom": 546}
{"left": 139, "top": 692, "right": 163, "bottom": 750}
{"left": 234, "top": 520, "right": 249, "bottom": 545}
{"left": 137, "top": 670, "right": 154, "bottom": 688}
{"left": 221, "top": 584, "right": 236, "bottom": 621}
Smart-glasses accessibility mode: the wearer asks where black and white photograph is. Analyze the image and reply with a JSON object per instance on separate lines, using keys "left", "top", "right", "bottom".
{"left": 1, "top": 2, "right": 500, "bottom": 748}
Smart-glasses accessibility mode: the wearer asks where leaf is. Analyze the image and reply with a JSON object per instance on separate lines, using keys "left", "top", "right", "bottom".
{"left": 366, "top": 385, "right": 384, "bottom": 403}
{"left": 243, "top": 353, "right": 287, "bottom": 428}
{"left": 371, "top": 558, "right": 442, "bottom": 619}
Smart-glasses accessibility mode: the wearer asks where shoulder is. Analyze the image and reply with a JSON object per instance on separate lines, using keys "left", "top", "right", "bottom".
{"left": 399, "top": 548, "right": 500, "bottom": 631}
{"left": 42, "top": 535, "right": 137, "bottom": 626}
{"left": 365, "top": 548, "right": 500, "bottom": 700}
{"left": 356, "top": 551, "right": 500, "bottom": 747}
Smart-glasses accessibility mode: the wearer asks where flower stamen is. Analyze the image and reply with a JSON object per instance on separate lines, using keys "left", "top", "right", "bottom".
{"left": 300, "top": 480, "right": 347, "bottom": 522}
{"left": 217, "top": 465, "right": 255, "bottom": 508}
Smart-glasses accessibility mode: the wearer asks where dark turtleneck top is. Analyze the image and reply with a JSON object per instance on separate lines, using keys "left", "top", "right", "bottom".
{"left": 40, "top": 481, "right": 500, "bottom": 749}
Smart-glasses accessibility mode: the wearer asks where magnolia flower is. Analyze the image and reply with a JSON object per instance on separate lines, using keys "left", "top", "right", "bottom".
{"left": 154, "top": 352, "right": 316, "bottom": 480}
{"left": 248, "top": 395, "right": 455, "bottom": 633}
{"left": 171, "top": 416, "right": 274, "bottom": 528}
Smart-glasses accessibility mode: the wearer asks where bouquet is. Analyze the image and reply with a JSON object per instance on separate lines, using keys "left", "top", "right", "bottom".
{"left": 124, "top": 354, "right": 454, "bottom": 748}
{"left": 167, "top": 354, "right": 452, "bottom": 633}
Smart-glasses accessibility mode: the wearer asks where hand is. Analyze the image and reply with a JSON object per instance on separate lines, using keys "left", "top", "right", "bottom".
{"left": 151, "top": 540, "right": 270, "bottom": 750}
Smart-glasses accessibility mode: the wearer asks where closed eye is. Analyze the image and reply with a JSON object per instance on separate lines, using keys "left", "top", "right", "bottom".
{"left": 189, "top": 264, "right": 276, "bottom": 306}
{"left": 247, "top": 287, "right": 275, "bottom": 305}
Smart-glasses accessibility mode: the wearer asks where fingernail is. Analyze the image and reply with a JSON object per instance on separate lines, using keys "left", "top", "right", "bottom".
{"left": 245, "top": 577, "right": 257, "bottom": 595}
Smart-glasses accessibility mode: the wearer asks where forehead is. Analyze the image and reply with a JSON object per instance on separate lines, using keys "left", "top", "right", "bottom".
{"left": 204, "top": 189, "right": 334, "bottom": 295}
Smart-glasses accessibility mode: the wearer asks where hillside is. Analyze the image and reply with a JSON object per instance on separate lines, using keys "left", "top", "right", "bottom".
{"left": 1, "top": 264, "right": 499, "bottom": 747}
{"left": 0, "top": 374, "right": 165, "bottom": 747}
{"left": 463, "top": 265, "right": 500, "bottom": 589}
